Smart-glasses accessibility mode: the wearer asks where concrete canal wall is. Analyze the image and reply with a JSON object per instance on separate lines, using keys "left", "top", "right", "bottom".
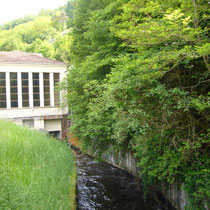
{"left": 69, "top": 139, "right": 207, "bottom": 210}
{"left": 103, "top": 150, "right": 140, "bottom": 176}
{"left": 102, "top": 150, "right": 189, "bottom": 210}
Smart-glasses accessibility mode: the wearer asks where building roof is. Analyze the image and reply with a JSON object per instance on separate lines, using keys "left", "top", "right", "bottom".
{"left": 0, "top": 51, "right": 67, "bottom": 66}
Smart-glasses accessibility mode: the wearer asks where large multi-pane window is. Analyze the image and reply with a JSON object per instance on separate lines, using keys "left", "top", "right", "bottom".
{"left": 33, "top": 73, "right": 40, "bottom": 107}
{"left": 0, "top": 71, "right": 62, "bottom": 109}
{"left": 44, "top": 73, "right": 50, "bottom": 106}
{"left": 54, "top": 73, "right": 60, "bottom": 106}
{"left": 22, "top": 73, "right": 29, "bottom": 107}
{"left": 10, "top": 72, "right": 18, "bottom": 108}
{"left": 0, "top": 72, "right": 6, "bottom": 108}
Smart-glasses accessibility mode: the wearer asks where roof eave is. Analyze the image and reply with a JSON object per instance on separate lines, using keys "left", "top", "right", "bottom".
{"left": 0, "top": 62, "right": 68, "bottom": 67}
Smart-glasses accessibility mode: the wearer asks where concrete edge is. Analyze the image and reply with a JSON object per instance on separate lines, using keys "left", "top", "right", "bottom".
{"left": 69, "top": 150, "right": 77, "bottom": 210}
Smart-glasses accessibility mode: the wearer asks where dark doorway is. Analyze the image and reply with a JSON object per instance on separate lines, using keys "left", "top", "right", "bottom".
{"left": 49, "top": 131, "right": 61, "bottom": 139}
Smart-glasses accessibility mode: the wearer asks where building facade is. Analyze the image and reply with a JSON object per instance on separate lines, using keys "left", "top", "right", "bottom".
{"left": 0, "top": 51, "right": 68, "bottom": 139}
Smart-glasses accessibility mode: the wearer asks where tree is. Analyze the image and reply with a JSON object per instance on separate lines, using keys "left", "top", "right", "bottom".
{"left": 0, "top": 6, "right": 73, "bottom": 63}
{"left": 67, "top": 0, "right": 126, "bottom": 151}
{"left": 67, "top": 0, "right": 209, "bottom": 208}
{"left": 51, "top": 10, "right": 68, "bottom": 31}
{"left": 54, "top": 33, "right": 72, "bottom": 63}
{"left": 26, "top": 38, "right": 55, "bottom": 59}
{"left": 0, "top": 31, "right": 26, "bottom": 51}
{"left": 0, "top": 15, "right": 35, "bottom": 30}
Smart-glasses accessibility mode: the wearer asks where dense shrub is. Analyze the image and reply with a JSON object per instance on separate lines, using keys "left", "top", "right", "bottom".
{"left": 67, "top": 0, "right": 209, "bottom": 208}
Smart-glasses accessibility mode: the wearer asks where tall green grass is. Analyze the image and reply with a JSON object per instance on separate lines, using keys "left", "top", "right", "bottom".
{"left": 0, "top": 120, "right": 76, "bottom": 210}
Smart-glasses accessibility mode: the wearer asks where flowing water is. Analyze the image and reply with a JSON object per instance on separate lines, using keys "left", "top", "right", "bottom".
{"left": 76, "top": 150, "right": 175, "bottom": 210}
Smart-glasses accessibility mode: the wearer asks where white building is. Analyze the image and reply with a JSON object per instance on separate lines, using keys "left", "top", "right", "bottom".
{"left": 0, "top": 51, "right": 68, "bottom": 139}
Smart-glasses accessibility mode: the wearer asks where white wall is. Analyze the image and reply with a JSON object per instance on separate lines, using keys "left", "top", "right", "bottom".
{"left": 34, "top": 118, "right": 45, "bottom": 130}
{"left": 0, "top": 63, "right": 67, "bottom": 78}
{"left": 0, "top": 63, "right": 68, "bottom": 118}
{"left": 0, "top": 107, "right": 68, "bottom": 119}
{"left": 44, "top": 119, "right": 61, "bottom": 132}
{"left": 0, "top": 63, "right": 68, "bottom": 136}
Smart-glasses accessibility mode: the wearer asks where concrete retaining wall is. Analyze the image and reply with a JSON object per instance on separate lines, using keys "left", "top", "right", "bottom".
{"left": 103, "top": 150, "right": 140, "bottom": 176}
{"left": 102, "top": 150, "right": 189, "bottom": 210}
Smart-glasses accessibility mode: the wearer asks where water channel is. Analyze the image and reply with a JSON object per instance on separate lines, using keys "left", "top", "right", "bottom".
{"left": 75, "top": 150, "right": 175, "bottom": 210}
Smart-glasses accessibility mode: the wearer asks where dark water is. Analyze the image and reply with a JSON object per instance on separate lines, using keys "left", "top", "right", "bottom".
{"left": 76, "top": 151, "right": 175, "bottom": 210}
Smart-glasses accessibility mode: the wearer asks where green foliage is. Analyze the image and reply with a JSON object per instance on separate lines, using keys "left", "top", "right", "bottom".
{"left": 0, "top": 120, "right": 76, "bottom": 209}
{"left": 67, "top": 0, "right": 127, "bottom": 153}
{"left": 26, "top": 38, "right": 55, "bottom": 59}
{"left": 64, "top": 0, "right": 74, "bottom": 27}
{"left": 0, "top": 7, "right": 72, "bottom": 63}
{"left": 53, "top": 33, "right": 72, "bottom": 63}
{"left": 51, "top": 9, "right": 69, "bottom": 31}
{"left": 0, "top": 31, "right": 26, "bottom": 51}
{"left": 67, "top": 0, "right": 210, "bottom": 208}
{"left": 0, "top": 15, "right": 35, "bottom": 30}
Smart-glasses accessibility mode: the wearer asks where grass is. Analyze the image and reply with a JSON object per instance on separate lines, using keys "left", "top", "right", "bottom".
{"left": 0, "top": 120, "right": 76, "bottom": 210}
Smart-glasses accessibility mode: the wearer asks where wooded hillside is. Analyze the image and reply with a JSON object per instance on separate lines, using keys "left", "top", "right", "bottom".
{"left": 0, "top": 5, "right": 73, "bottom": 63}
{"left": 67, "top": 0, "right": 209, "bottom": 209}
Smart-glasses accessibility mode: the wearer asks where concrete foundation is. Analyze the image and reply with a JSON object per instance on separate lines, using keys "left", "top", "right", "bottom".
{"left": 4, "top": 113, "right": 68, "bottom": 140}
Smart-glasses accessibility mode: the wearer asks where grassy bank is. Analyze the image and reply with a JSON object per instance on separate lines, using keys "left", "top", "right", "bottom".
{"left": 0, "top": 120, "right": 76, "bottom": 210}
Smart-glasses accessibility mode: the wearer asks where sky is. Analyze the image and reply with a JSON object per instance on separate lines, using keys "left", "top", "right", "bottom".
{"left": 0, "top": 0, "right": 69, "bottom": 24}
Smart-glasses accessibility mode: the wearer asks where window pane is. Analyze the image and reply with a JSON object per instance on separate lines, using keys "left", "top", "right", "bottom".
{"left": 44, "top": 73, "right": 50, "bottom": 106}
{"left": 34, "top": 94, "right": 40, "bottom": 100}
{"left": 33, "top": 80, "right": 39, "bottom": 86}
{"left": 0, "top": 73, "right": 6, "bottom": 108}
{"left": 33, "top": 73, "right": 39, "bottom": 79}
{"left": 54, "top": 73, "right": 59, "bottom": 80}
{"left": 33, "top": 73, "right": 40, "bottom": 107}
{"left": 44, "top": 100, "right": 50, "bottom": 106}
{"left": 0, "top": 80, "right": 6, "bottom": 86}
{"left": 22, "top": 94, "right": 29, "bottom": 100}
{"left": 10, "top": 80, "right": 17, "bottom": 87}
{"left": 0, "top": 88, "right": 6, "bottom": 94}
{"left": 11, "top": 101, "right": 18, "bottom": 107}
{"left": 44, "top": 80, "right": 49, "bottom": 86}
{"left": 22, "top": 87, "right": 29, "bottom": 94}
{"left": 22, "top": 73, "right": 28, "bottom": 79}
{"left": 0, "top": 95, "right": 6, "bottom": 101}
{"left": 33, "top": 87, "right": 39, "bottom": 93}
{"left": 44, "top": 94, "right": 50, "bottom": 100}
{"left": 10, "top": 73, "right": 17, "bottom": 79}
{"left": 0, "top": 102, "right": 6, "bottom": 108}
{"left": 0, "top": 73, "right": 5, "bottom": 79}
{"left": 44, "top": 87, "right": 50, "bottom": 93}
{"left": 23, "top": 101, "right": 29, "bottom": 107}
{"left": 11, "top": 94, "right": 18, "bottom": 100}
{"left": 22, "top": 80, "right": 28, "bottom": 87}
{"left": 44, "top": 73, "right": 49, "bottom": 79}
{"left": 10, "top": 72, "right": 18, "bottom": 108}
{"left": 11, "top": 87, "right": 17, "bottom": 93}
{"left": 22, "top": 73, "right": 29, "bottom": 107}
{"left": 54, "top": 73, "right": 60, "bottom": 106}
{"left": 34, "top": 101, "right": 40, "bottom": 106}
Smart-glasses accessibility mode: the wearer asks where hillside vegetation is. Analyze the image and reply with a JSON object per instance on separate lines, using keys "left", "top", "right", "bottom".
{"left": 0, "top": 120, "right": 76, "bottom": 210}
{"left": 67, "top": 0, "right": 209, "bottom": 208}
{"left": 0, "top": 4, "right": 73, "bottom": 63}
